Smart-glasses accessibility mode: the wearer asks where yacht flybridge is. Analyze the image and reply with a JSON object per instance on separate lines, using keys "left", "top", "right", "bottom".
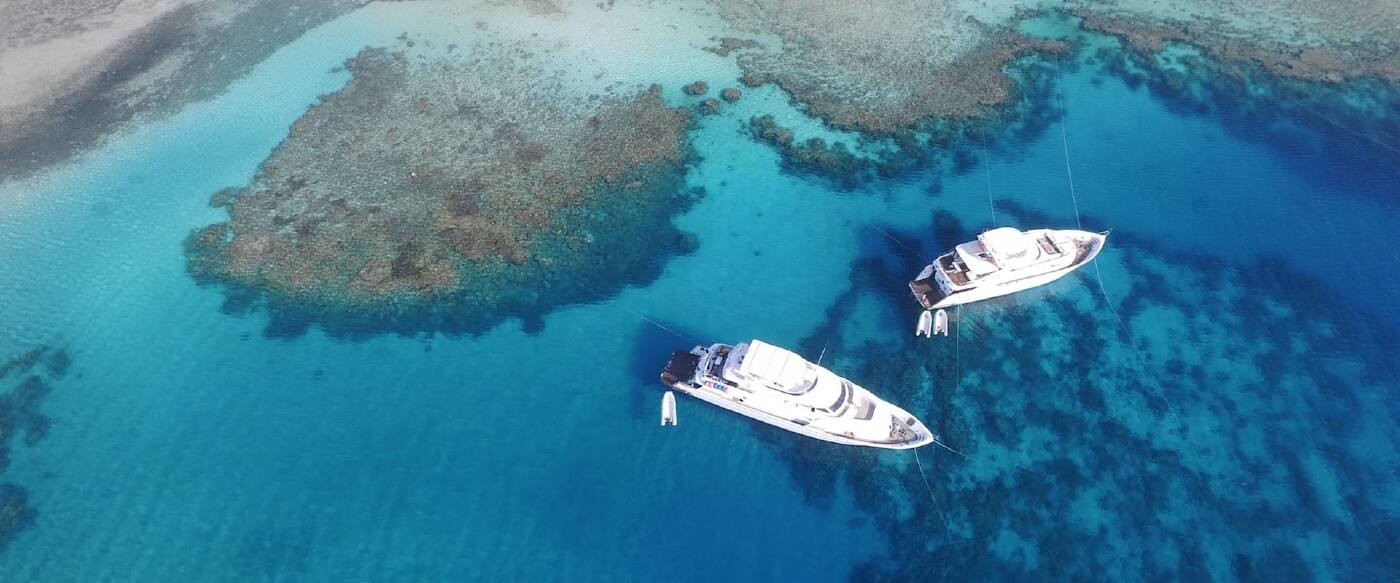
{"left": 659, "top": 339, "right": 933, "bottom": 449}
{"left": 909, "top": 227, "right": 1107, "bottom": 310}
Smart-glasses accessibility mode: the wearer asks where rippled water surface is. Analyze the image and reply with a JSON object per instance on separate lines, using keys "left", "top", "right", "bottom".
{"left": 1, "top": 4, "right": 1398, "bottom": 581}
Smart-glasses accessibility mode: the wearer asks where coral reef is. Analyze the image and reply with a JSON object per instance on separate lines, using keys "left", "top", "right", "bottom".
{"left": 717, "top": 2, "right": 1397, "bottom": 197}
{"left": 0, "top": 344, "right": 67, "bottom": 554}
{"left": 1083, "top": 29, "right": 1400, "bottom": 194}
{"left": 743, "top": 57, "right": 1064, "bottom": 190}
{"left": 1070, "top": 2, "right": 1400, "bottom": 84}
{"left": 748, "top": 115, "right": 873, "bottom": 190}
{"left": 702, "top": 36, "right": 760, "bottom": 58}
{"left": 736, "top": 10, "right": 1396, "bottom": 194}
{"left": 0, "top": 347, "right": 45, "bottom": 380}
{"left": 760, "top": 209, "right": 1400, "bottom": 580}
{"left": 0, "top": 485, "right": 36, "bottom": 556}
{"left": 186, "top": 42, "right": 697, "bottom": 337}
{"left": 708, "top": 1, "right": 1065, "bottom": 133}
{"left": 682, "top": 81, "right": 709, "bottom": 96}
{"left": 719, "top": 87, "right": 741, "bottom": 102}
{"left": 710, "top": 0, "right": 1394, "bottom": 137}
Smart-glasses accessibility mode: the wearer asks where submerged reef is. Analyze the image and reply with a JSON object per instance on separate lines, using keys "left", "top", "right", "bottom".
{"left": 761, "top": 210, "right": 1400, "bottom": 580}
{"left": 187, "top": 43, "right": 697, "bottom": 337}
{"left": 722, "top": 4, "right": 1397, "bottom": 192}
{"left": 0, "top": 0, "right": 369, "bottom": 181}
{"left": 748, "top": 115, "right": 874, "bottom": 190}
{"left": 702, "top": 36, "right": 760, "bottom": 58}
{"left": 1081, "top": 23, "right": 1400, "bottom": 195}
{"left": 700, "top": 3, "right": 1072, "bottom": 190}
{"left": 710, "top": 0, "right": 1395, "bottom": 136}
{"left": 744, "top": 56, "right": 1065, "bottom": 191}
{"left": 709, "top": 1, "right": 1065, "bottom": 133}
{"left": 1072, "top": 2, "right": 1400, "bottom": 85}
{"left": 0, "top": 344, "right": 68, "bottom": 554}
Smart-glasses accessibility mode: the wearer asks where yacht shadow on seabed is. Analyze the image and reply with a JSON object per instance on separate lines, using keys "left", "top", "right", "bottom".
{"left": 627, "top": 318, "right": 703, "bottom": 421}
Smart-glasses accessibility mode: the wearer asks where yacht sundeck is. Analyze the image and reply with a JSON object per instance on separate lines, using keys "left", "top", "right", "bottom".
{"left": 909, "top": 227, "right": 1107, "bottom": 309}
{"left": 659, "top": 339, "right": 933, "bottom": 449}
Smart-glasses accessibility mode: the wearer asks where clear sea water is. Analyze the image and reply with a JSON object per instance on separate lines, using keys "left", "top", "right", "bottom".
{"left": 1, "top": 3, "right": 1398, "bottom": 581}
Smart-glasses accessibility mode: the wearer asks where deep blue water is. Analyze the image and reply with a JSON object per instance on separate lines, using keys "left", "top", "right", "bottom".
{"left": 1, "top": 6, "right": 1399, "bottom": 581}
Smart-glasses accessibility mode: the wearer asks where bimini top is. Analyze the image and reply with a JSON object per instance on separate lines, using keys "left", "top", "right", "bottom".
{"left": 732, "top": 340, "right": 848, "bottom": 409}
{"left": 735, "top": 340, "right": 814, "bottom": 394}
{"left": 979, "top": 227, "right": 1036, "bottom": 265}
{"left": 955, "top": 240, "right": 998, "bottom": 275}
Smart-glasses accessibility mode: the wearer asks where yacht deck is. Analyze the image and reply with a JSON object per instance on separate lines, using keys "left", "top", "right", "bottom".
{"left": 938, "top": 254, "right": 971, "bottom": 285}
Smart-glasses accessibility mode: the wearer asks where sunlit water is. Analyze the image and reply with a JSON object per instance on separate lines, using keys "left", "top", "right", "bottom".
{"left": 1, "top": 3, "right": 1398, "bottom": 581}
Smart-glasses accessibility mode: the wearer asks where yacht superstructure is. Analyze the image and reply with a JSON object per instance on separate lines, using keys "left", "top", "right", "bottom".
{"left": 909, "top": 227, "right": 1106, "bottom": 309}
{"left": 659, "top": 339, "right": 933, "bottom": 449}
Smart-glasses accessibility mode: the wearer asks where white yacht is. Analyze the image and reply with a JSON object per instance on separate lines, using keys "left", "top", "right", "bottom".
{"left": 909, "top": 227, "right": 1107, "bottom": 309}
{"left": 659, "top": 339, "right": 934, "bottom": 449}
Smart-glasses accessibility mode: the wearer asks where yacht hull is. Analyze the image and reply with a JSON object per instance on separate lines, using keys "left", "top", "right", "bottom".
{"left": 659, "top": 346, "right": 933, "bottom": 450}
{"left": 667, "top": 379, "right": 929, "bottom": 449}
{"left": 915, "top": 229, "right": 1106, "bottom": 310}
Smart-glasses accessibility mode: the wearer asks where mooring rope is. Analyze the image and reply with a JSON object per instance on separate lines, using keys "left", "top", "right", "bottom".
{"left": 864, "top": 219, "right": 921, "bottom": 255}
{"left": 1089, "top": 261, "right": 1175, "bottom": 417}
{"left": 1054, "top": 60, "right": 1086, "bottom": 233}
{"left": 1292, "top": 100, "right": 1400, "bottom": 157}
{"left": 953, "top": 305, "right": 961, "bottom": 390}
{"left": 980, "top": 131, "right": 998, "bottom": 227}
{"left": 639, "top": 315, "right": 698, "bottom": 345}
{"left": 931, "top": 435, "right": 970, "bottom": 459}
{"left": 912, "top": 448, "right": 951, "bottom": 535}
{"left": 1054, "top": 57, "right": 1178, "bottom": 417}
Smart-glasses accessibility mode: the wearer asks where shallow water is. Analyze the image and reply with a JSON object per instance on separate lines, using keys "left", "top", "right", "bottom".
{"left": 1, "top": 3, "right": 1398, "bottom": 581}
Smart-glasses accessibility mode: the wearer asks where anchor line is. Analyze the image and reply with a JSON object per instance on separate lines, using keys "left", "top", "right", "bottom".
{"left": 1291, "top": 99, "right": 1400, "bottom": 157}
{"left": 932, "top": 436, "right": 970, "bottom": 460}
{"left": 912, "top": 448, "right": 951, "bottom": 535}
{"left": 1054, "top": 59, "right": 1085, "bottom": 232}
{"left": 1053, "top": 57, "right": 1178, "bottom": 418}
{"left": 953, "top": 305, "right": 961, "bottom": 391}
{"left": 1091, "top": 262, "right": 1174, "bottom": 418}
{"left": 978, "top": 128, "right": 998, "bottom": 227}
{"left": 865, "top": 219, "right": 921, "bottom": 255}
{"left": 639, "top": 315, "right": 697, "bottom": 345}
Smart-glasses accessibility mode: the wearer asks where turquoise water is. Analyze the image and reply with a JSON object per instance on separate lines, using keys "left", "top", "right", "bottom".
{"left": 2, "top": 5, "right": 1399, "bottom": 581}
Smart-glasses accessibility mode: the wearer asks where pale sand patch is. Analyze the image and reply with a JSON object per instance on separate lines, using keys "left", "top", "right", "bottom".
{"left": 0, "top": 0, "right": 367, "bottom": 181}
{"left": 0, "top": 0, "right": 195, "bottom": 116}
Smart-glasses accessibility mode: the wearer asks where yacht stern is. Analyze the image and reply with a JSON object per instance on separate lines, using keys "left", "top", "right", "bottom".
{"left": 659, "top": 349, "right": 702, "bottom": 388}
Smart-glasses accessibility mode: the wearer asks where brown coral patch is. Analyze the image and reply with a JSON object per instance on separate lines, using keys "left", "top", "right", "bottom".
{"left": 1074, "top": 9, "right": 1400, "bottom": 84}
{"left": 710, "top": 1, "right": 1067, "bottom": 133}
{"left": 186, "top": 42, "right": 694, "bottom": 335}
{"left": 702, "top": 36, "right": 761, "bottom": 57}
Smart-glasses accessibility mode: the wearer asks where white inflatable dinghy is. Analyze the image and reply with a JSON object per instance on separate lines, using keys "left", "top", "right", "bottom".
{"left": 661, "top": 391, "right": 677, "bottom": 426}
{"left": 934, "top": 308, "right": 949, "bottom": 336}
{"left": 916, "top": 310, "right": 933, "bottom": 338}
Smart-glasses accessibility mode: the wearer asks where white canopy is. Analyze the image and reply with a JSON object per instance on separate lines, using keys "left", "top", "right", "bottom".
{"left": 737, "top": 340, "right": 814, "bottom": 393}
{"left": 979, "top": 227, "right": 1036, "bottom": 265}
{"left": 735, "top": 340, "right": 842, "bottom": 406}
{"left": 955, "top": 241, "right": 999, "bottom": 275}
